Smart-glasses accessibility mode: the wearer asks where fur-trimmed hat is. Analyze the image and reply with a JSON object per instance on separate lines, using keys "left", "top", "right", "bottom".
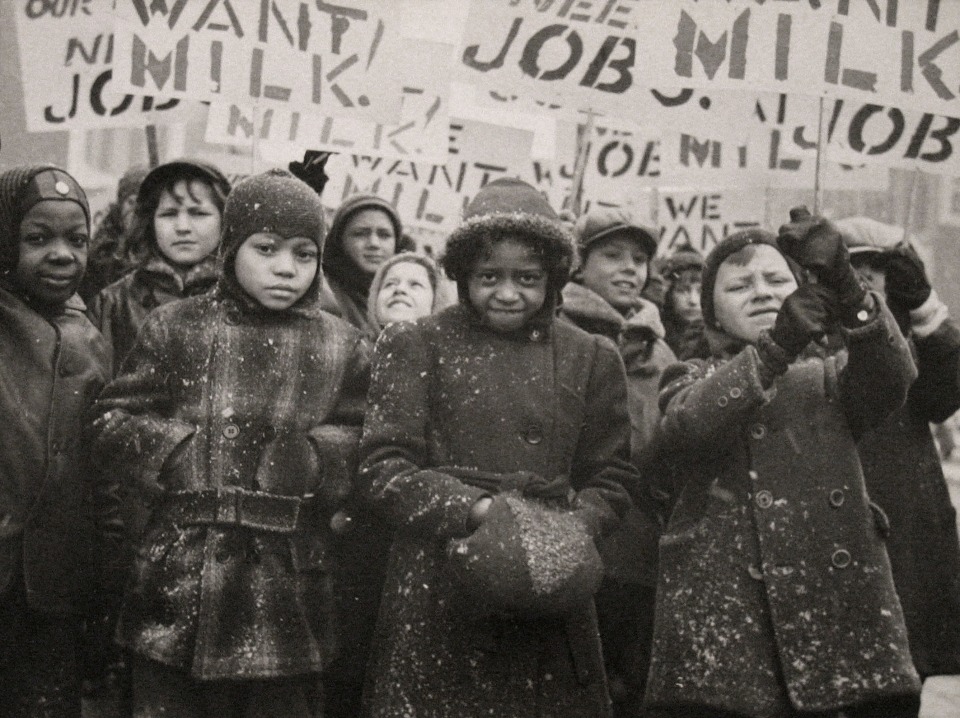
{"left": 660, "top": 244, "right": 705, "bottom": 280}
{"left": 0, "top": 165, "right": 89, "bottom": 274}
{"left": 218, "top": 168, "right": 326, "bottom": 312}
{"left": 575, "top": 207, "right": 658, "bottom": 261}
{"left": 441, "top": 178, "right": 573, "bottom": 310}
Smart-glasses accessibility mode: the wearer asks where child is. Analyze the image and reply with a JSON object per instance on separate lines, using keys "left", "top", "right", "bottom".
{"left": 89, "top": 159, "right": 230, "bottom": 371}
{"left": 660, "top": 244, "right": 708, "bottom": 360}
{"left": 834, "top": 216, "right": 960, "bottom": 686}
{"left": 319, "top": 194, "right": 402, "bottom": 338}
{"left": 358, "top": 178, "right": 639, "bottom": 717}
{"left": 0, "top": 165, "right": 122, "bottom": 717}
{"left": 368, "top": 252, "right": 447, "bottom": 332}
{"left": 92, "top": 169, "right": 369, "bottom": 718}
{"left": 645, "top": 219, "right": 921, "bottom": 718}
{"left": 560, "top": 208, "right": 675, "bottom": 717}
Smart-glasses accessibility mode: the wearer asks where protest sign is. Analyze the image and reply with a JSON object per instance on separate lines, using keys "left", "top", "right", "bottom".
{"left": 14, "top": 0, "right": 197, "bottom": 131}
{"left": 657, "top": 188, "right": 765, "bottom": 256}
{"left": 111, "top": 0, "right": 406, "bottom": 123}
{"left": 205, "top": 42, "right": 452, "bottom": 163}
{"left": 322, "top": 119, "right": 536, "bottom": 232}
{"left": 635, "top": 0, "right": 960, "bottom": 117}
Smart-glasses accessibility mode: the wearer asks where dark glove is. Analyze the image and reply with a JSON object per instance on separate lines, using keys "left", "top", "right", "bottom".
{"left": 885, "top": 243, "right": 931, "bottom": 312}
{"left": 766, "top": 283, "right": 834, "bottom": 360}
{"left": 777, "top": 206, "right": 866, "bottom": 309}
{"left": 288, "top": 150, "right": 332, "bottom": 197}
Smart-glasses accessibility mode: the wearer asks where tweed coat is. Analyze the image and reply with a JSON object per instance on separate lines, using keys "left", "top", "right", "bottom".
{"left": 856, "top": 317, "right": 960, "bottom": 677}
{"left": 88, "top": 255, "right": 218, "bottom": 372}
{"left": 358, "top": 304, "right": 637, "bottom": 718}
{"left": 0, "top": 287, "right": 120, "bottom": 614}
{"left": 92, "top": 292, "right": 369, "bottom": 680}
{"left": 645, "top": 298, "right": 921, "bottom": 717}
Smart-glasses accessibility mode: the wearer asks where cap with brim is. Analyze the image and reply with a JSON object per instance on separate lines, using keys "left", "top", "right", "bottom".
{"left": 576, "top": 208, "right": 658, "bottom": 259}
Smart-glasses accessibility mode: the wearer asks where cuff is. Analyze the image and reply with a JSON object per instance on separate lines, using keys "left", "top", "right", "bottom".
{"left": 909, "top": 289, "right": 949, "bottom": 339}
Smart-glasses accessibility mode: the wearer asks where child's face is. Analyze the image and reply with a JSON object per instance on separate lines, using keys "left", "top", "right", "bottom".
{"left": 16, "top": 200, "right": 89, "bottom": 306}
{"left": 375, "top": 261, "right": 434, "bottom": 326}
{"left": 713, "top": 244, "right": 797, "bottom": 344}
{"left": 342, "top": 208, "right": 396, "bottom": 274}
{"left": 670, "top": 269, "right": 703, "bottom": 324}
{"left": 153, "top": 180, "right": 222, "bottom": 269}
{"left": 467, "top": 239, "right": 548, "bottom": 333}
{"left": 234, "top": 232, "right": 318, "bottom": 311}
{"left": 579, "top": 234, "right": 649, "bottom": 313}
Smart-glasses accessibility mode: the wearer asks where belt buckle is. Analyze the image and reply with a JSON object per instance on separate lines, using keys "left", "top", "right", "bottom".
{"left": 216, "top": 488, "right": 240, "bottom": 525}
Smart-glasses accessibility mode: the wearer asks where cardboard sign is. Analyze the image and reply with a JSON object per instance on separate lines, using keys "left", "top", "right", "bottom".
{"left": 636, "top": 1, "right": 960, "bottom": 116}
{"left": 656, "top": 188, "right": 764, "bottom": 256}
{"left": 111, "top": 0, "right": 405, "bottom": 123}
{"left": 14, "top": 0, "right": 197, "bottom": 131}
{"left": 322, "top": 119, "right": 536, "bottom": 231}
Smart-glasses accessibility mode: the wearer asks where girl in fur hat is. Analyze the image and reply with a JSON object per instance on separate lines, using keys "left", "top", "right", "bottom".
{"left": 644, "top": 214, "right": 921, "bottom": 718}
{"left": 92, "top": 169, "right": 369, "bottom": 718}
{"left": 358, "top": 178, "right": 639, "bottom": 718}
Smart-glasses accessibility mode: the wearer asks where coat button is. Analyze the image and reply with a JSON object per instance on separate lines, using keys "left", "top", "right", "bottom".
{"left": 755, "top": 490, "right": 773, "bottom": 509}
{"left": 223, "top": 424, "right": 240, "bottom": 439}
{"left": 729, "top": 387, "right": 742, "bottom": 399}
{"left": 717, "top": 396, "right": 728, "bottom": 407}
{"left": 829, "top": 489, "right": 845, "bottom": 507}
{"left": 522, "top": 425, "right": 544, "bottom": 445}
{"left": 831, "top": 548, "right": 852, "bottom": 569}
{"left": 749, "top": 423, "right": 766, "bottom": 440}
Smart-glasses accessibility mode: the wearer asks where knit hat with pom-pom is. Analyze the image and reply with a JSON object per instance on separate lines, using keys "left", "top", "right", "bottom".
{"left": 218, "top": 168, "right": 326, "bottom": 313}
{"left": 0, "top": 165, "right": 89, "bottom": 274}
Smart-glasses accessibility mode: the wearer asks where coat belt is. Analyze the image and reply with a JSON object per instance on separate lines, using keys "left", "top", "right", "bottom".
{"left": 160, "top": 488, "right": 313, "bottom": 534}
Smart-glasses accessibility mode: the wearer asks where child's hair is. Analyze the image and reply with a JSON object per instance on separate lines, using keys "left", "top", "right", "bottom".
{"left": 367, "top": 251, "right": 448, "bottom": 332}
{"left": 127, "top": 160, "right": 231, "bottom": 266}
{"left": 441, "top": 178, "right": 573, "bottom": 308}
{"left": 0, "top": 165, "right": 90, "bottom": 276}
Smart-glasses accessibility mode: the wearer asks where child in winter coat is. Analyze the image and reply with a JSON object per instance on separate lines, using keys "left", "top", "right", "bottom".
{"left": 368, "top": 252, "right": 449, "bottom": 333}
{"left": 835, "top": 216, "right": 960, "bottom": 686}
{"left": 89, "top": 159, "right": 231, "bottom": 372}
{"left": 92, "top": 169, "right": 369, "bottom": 718}
{"left": 319, "top": 194, "right": 403, "bottom": 338}
{"left": 660, "top": 244, "right": 709, "bottom": 360}
{"left": 358, "top": 178, "right": 639, "bottom": 718}
{"left": 559, "top": 208, "right": 674, "bottom": 718}
{"left": 0, "top": 165, "right": 122, "bottom": 717}
{"left": 645, "top": 217, "right": 921, "bottom": 718}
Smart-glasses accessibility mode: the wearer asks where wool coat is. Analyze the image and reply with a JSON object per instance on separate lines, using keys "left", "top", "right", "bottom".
{"left": 856, "top": 316, "right": 960, "bottom": 677}
{"left": 0, "top": 287, "right": 120, "bottom": 615}
{"left": 645, "top": 298, "right": 921, "bottom": 717}
{"left": 88, "top": 255, "right": 218, "bottom": 372}
{"left": 358, "top": 304, "right": 638, "bottom": 718}
{"left": 560, "top": 281, "right": 672, "bottom": 586}
{"left": 92, "top": 292, "right": 369, "bottom": 680}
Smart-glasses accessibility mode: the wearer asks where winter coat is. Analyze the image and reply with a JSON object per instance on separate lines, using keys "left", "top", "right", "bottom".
{"left": 319, "top": 273, "right": 378, "bottom": 339}
{"left": 358, "top": 304, "right": 638, "bottom": 718}
{"left": 88, "top": 255, "right": 218, "bottom": 372}
{"left": 646, "top": 297, "right": 921, "bottom": 717}
{"left": 560, "top": 281, "right": 674, "bottom": 586}
{"left": 0, "top": 287, "right": 120, "bottom": 615}
{"left": 92, "top": 292, "right": 369, "bottom": 680}
{"left": 856, "top": 315, "right": 960, "bottom": 677}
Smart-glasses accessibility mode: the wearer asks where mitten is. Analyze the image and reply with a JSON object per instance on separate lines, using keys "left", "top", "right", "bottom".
{"left": 288, "top": 150, "right": 332, "bottom": 197}
{"left": 777, "top": 206, "right": 866, "bottom": 310}
{"left": 758, "top": 283, "right": 834, "bottom": 374}
{"left": 885, "top": 243, "right": 931, "bottom": 312}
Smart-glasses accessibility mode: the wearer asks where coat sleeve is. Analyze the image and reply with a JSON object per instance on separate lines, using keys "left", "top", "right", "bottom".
{"left": 835, "top": 292, "right": 918, "bottom": 438}
{"left": 569, "top": 336, "right": 638, "bottom": 537}
{"left": 358, "top": 322, "right": 488, "bottom": 540}
{"left": 909, "top": 317, "right": 960, "bottom": 424}
{"left": 91, "top": 307, "right": 196, "bottom": 495}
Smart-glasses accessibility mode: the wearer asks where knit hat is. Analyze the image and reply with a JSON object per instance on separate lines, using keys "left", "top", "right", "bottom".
{"left": 323, "top": 194, "right": 402, "bottom": 274}
{"left": 660, "top": 244, "right": 705, "bottom": 280}
{"left": 442, "top": 178, "right": 574, "bottom": 313}
{"left": 701, "top": 229, "right": 801, "bottom": 330}
{"left": 0, "top": 165, "right": 90, "bottom": 274}
{"left": 575, "top": 208, "right": 658, "bottom": 262}
{"left": 218, "top": 168, "right": 326, "bottom": 311}
{"left": 834, "top": 216, "right": 904, "bottom": 260}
